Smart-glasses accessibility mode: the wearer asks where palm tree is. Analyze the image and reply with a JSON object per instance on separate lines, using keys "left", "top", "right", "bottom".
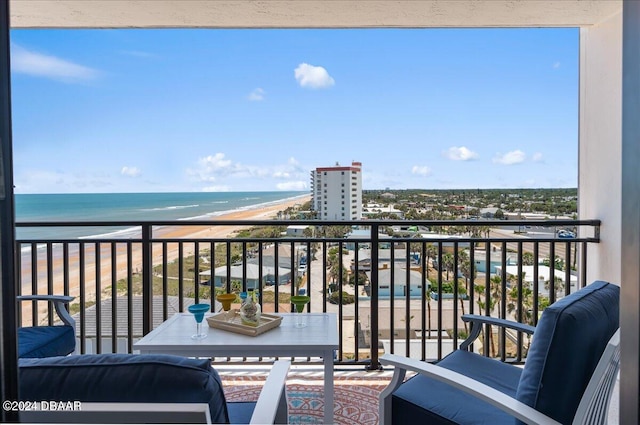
{"left": 442, "top": 253, "right": 454, "bottom": 280}
{"left": 489, "top": 274, "right": 504, "bottom": 318}
{"left": 475, "top": 282, "right": 496, "bottom": 357}
{"left": 457, "top": 250, "right": 475, "bottom": 334}
{"left": 522, "top": 252, "right": 535, "bottom": 266}
{"left": 458, "top": 250, "right": 476, "bottom": 293}
{"left": 544, "top": 276, "right": 565, "bottom": 298}
{"left": 425, "top": 243, "right": 438, "bottom": 279}
{"left": 475, "top": 275, "right": 504, "bottom": 357}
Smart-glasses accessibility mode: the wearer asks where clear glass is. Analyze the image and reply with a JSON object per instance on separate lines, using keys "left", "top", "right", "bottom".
{"left": 188, "top": 304, "right": 210, "bottom": 339}
{"left": 291, "top": 295, "right": 310, "bottom": 328}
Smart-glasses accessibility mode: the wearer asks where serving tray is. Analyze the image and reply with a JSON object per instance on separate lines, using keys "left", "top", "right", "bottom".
{"left": 206, "top": 310, "right": 283, "bottom": 336}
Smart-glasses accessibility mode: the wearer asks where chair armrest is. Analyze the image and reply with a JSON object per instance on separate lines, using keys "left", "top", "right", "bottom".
{"left": 379, "top": 354, "right": 561, "bottom": 425}
{"left": 459, "top": 314, "right": 535, "bottom": 351}
{"left": 18, "top": 295, "right": 74, "bottom": 303}
{"left": 250, "top": 360, "right": 290, "bottom": 424}
{"left": 18, "top": 295, "right": 76, "bottom": 330}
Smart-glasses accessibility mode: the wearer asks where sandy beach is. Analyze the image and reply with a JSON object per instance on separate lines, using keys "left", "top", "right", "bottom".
{"left": 19, "top": 195, "right": 309, "bottom": 325}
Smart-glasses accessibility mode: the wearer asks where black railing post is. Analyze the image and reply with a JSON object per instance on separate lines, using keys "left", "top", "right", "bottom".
{"left": 367, "top": 224, "right": 380, "bottom": 370}
{"left": 0, "top": 0, "right": 17, "bottom": 418}
{"left": 142, "top": 224, "right": 153, "bottom": 335}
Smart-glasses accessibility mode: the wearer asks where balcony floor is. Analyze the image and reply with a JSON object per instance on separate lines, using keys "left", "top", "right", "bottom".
{"left": 218, "top": 364, "right": 393, "bottom": 424}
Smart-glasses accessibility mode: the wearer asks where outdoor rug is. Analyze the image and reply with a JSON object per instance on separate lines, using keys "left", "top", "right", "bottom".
{"left": 221, "top": 370, "right": 393, "bottom": 424}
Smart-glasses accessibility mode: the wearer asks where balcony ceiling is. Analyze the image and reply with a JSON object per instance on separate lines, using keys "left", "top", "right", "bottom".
{"left": 10, "top": 0, "right": 622, "bottom": 29}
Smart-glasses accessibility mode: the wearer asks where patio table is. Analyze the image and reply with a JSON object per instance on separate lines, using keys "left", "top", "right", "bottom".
{"left": 134, "top": 312, "right": 339, "bottom": 424}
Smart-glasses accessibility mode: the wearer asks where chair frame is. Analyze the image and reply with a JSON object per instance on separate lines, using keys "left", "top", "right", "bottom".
{"left": 379, "top": 314, "right": 620, "bottom": 425}
{"left": 17, "top": 294, "right": 75, "bottom": 332}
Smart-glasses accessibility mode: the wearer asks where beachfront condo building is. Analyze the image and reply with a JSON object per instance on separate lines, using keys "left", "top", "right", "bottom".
{"left": 311, "top": 161, "right": 363, "bottom": 221}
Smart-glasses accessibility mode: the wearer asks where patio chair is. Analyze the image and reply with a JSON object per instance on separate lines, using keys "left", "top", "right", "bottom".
{"left": 17, "top": 295, "right": 76, "bottom": 358}
{"left": 379, "top": 280, "right": 620, "bottom": 425}
{"left": 19, "top": 353, "right": 290, "bottom": 424}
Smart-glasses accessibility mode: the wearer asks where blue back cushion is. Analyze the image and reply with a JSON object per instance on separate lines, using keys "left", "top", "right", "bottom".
{"left": 18, "top": 326, "right": 75, "bottom": 358}
{"left": 516, "top": 280, "right": 619, "bottom": 424}
{"left": 19, "top": 353, "right": 230, "bottom": 424}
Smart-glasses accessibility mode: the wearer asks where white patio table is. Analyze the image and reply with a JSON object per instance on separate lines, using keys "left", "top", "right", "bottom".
{"left": 134, "top": 312, "right": 339, "bottom": 424}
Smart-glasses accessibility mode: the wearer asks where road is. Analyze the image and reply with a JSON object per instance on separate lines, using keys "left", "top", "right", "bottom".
{"left": 489, "top": 228, "right": 571, "bottom": 262}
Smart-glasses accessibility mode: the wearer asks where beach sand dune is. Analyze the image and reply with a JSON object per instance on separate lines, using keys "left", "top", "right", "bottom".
{"left": 18, "top": 196, "right": 308, "bottom": 325}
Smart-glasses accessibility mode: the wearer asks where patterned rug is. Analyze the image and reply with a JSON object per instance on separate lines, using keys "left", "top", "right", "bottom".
{"left": 221, "top": 371, "right": 392, "bottom": 424}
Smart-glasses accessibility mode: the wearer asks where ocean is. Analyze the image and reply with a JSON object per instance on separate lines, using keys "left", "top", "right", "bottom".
{"left": 15, "top": 191, "right": 308, "bottom": 240}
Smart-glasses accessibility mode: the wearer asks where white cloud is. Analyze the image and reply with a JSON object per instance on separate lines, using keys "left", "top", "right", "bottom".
{"left": 411, "top": 165, "right": 432, "bottom": 176}
{"left": 493, "top": 150, "right": 526, "bottom": 165}
{"left": 121, "top": 166, "right": 141, "bottom": 177}
{"left": 248, "top": 88, "right": 265, "bottom": 101}
{"left": 294, "top": 63, "right": 335, "bottom": 89}
{"left": 532, "top": 152, "right": 544, "bottom": 162}
{"left": 11, "top": 44, "right": 100, "bottom": 83}
{"left": 276, "top": 181, "right": 307, "bottom": 191}
{"left": 188, "top": 153, "right": 309, "bottom": 191}
{"left": 443, "top": 146, "right": 479, "bottom": 161}
{"left": 553, "top": 61, "right": 561, "bottom": 69}
{"left": 199, "top": 153, "right": 233, "bottom": 172}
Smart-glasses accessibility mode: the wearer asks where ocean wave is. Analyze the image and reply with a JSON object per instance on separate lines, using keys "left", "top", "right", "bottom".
{"left": 141, "top": 204, "right": 200, "bottom": 212}
{"left": 19, "top": 243, "right": 47, "bottom": 254}
{"left": 78, "top": 226, "right": 141, "bottom": 240}
{"left": 176, "top": 193, "right": 310, "bottom": 222}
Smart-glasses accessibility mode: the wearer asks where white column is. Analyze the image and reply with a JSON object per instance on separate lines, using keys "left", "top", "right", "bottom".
{"left": 578, "top": 11, "right": 622, "bottom": 284}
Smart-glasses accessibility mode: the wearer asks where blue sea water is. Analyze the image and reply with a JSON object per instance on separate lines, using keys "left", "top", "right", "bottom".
{"left": 15, "top": 191, "right": 308, "bottom": 240}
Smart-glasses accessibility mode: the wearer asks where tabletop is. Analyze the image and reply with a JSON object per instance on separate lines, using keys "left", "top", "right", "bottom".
{"left": 134, "top": 312, "right": 339, "bottom": 357}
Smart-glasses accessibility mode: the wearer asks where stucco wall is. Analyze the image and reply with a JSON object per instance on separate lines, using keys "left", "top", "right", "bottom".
{"left": 9, "top": 1, "right": 622, "bottom": 29}
{"left": 579, "top": 11, "right": 623, "bottom": 284}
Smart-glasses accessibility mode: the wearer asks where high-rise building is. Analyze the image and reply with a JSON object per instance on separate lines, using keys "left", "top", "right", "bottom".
{"left": 311, "top": 161, "right": 362, "bottom": 220}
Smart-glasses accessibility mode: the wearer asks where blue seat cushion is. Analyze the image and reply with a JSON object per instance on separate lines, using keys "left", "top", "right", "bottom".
{"left": 19, "top": 353, "right": 230, "bottom": 424}
{"left": 392, "top": 349, "right": 523, "bottom": 425}
{"left": 516, "top": 280, "right": 619, "bottom": 424}
{"left": 227, "top": 401, "right": 257, "bottom": 424}
{"left": 18, "top": 325, "right": 75, "bottom": 358}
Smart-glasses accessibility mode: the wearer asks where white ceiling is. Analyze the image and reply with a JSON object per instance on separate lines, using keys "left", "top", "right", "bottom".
{"left": 10, "top": 0, "right": 622, "bottom": 29}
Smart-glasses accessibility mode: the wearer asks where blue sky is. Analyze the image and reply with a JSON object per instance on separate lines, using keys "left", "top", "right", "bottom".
{"left": 9, "top": 28, "right": 578, "bottom": 194}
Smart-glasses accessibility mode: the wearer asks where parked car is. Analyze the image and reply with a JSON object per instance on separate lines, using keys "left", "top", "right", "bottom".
{"left": 557, "top": 230, "right": 576, "bottom": 238}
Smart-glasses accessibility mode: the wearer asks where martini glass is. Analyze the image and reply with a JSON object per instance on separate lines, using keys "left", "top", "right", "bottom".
{"left": 188, "top": 303, "right": 210, "bottom": 339}
{"left": 290, "top": 295, "right": 310, "bottom": 328}
{"left": 216, "top": 293, "right": 236, "bottom": 312}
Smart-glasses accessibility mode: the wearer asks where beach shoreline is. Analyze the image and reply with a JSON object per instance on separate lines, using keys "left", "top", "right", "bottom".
{"left": 19, "top": 194, "right": 310, "bottom": 324}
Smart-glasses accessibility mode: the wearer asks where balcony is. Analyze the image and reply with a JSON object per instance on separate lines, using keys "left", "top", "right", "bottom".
{"left": 16, "top": 218, "right": 599, "bottom": 368}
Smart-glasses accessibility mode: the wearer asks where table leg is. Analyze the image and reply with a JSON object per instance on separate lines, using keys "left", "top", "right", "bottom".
{"left": 324, "top": 350, "right": 334, "bottom": 424}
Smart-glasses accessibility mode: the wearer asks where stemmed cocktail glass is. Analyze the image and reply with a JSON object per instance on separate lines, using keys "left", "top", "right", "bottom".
{"left": 188, "top": 303, "right": 210, "bottom": 339}
{"left": 290, "top": 295, "right": 310, "bottom": 328}
{"left": 216, "top": 293, "right": 237, "bottom": 321}
{"left": 217, "top": 293, "right": 236, "bottom": 311}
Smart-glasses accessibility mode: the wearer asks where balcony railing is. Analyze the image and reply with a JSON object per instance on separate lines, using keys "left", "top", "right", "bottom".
{"left": 15, "top": 219, "right": 600, "bottom": 369}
